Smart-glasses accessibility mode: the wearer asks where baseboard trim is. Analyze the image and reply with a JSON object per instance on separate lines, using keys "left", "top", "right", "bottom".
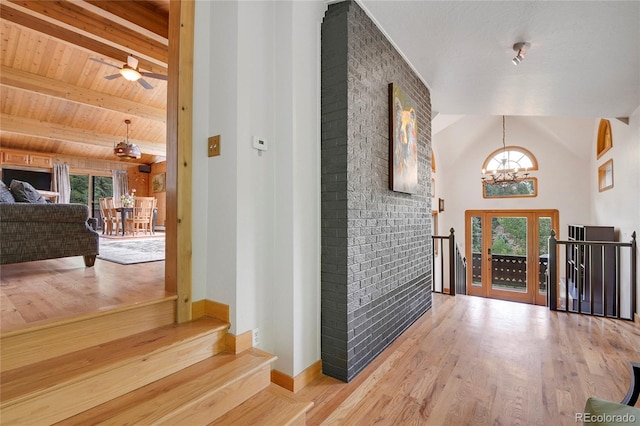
{"left": 191, "top": 299, "right": 229, "bottom": 323}
{"left": 272, "top": 360, "right": 323, "bottom": 393}
{"left": 226, "top": 329, "right": 252, "bottom": 354}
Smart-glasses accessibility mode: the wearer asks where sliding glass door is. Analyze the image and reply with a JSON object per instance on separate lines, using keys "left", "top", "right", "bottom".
{"left": 70, "top": 173, "right": 113, "bottom": 230}
{"left": 466, "top": 210, "right": 558, "bottom": 305}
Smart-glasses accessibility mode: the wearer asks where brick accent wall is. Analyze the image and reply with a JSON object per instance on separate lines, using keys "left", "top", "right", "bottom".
{"left": 321, "top": 1, "right": 433, "bottom": 382}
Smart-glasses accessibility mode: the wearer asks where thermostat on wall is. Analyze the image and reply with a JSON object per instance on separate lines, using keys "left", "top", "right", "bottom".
{"left": 253, "top": 136, "right": 268, "bottom": 151}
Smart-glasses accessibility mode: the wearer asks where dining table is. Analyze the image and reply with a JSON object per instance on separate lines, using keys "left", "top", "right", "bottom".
{"left": 115, "top": 207, "right": 133, "bottom": 236}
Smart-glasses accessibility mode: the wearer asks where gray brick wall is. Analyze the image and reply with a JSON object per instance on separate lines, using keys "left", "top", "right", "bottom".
{"left": 321, "top": 1, "right": 433, "bottom": 382}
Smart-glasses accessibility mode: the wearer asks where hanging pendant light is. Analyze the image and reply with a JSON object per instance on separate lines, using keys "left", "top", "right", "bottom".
{"left": 481, "top": 116, "right": 529, "bottom": 188}
{"left": 114, "top": 119, "right": 141, "bottom": 159}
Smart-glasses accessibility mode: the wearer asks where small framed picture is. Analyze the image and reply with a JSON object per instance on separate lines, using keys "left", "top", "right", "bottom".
{"left": 438, "top": 198, "right": 444, "bottom": 212}
{"left": 152, "top": 173, "right": 166, "bottom": 193}
{"left": 598, "top": 159, "right": 613, "bottom": 192}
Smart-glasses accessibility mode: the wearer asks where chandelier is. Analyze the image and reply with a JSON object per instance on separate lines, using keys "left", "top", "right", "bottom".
{"left": 114, "top": 119, "right": 141, "bottom": 159}
{"left": 481, "top": 116, "right": 529, "bottom": 188}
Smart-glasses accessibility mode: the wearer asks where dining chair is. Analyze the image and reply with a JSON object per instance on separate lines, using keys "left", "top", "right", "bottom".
{"left": 98, "top": 198, "right": 112, "bottom": 235}
{"left": 126, "top": 197, "right": 155, "bottom": 236}
{"left": 105, "top": 197, "right": 122, "bottom": 235}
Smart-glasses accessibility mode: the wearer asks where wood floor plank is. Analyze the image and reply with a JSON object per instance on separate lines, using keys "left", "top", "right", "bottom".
{"left": 0, "top": 255, "right": 166, "bottom": 333}
{"left": 299, "top": 294, "right": 640, "bottom": 425}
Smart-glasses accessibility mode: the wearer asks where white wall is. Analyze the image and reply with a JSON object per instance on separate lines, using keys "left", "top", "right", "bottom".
{"left": 435, "top": 115, "right": 594, "bottom": 253}
{"left": 192, "top": 0, "right": 324, "bottom": 377}
{"left": 434, "top": 113, "right": 639, "bottom": 316}
{"left": 590, "top": 108, "right": 640, "bottom": 317}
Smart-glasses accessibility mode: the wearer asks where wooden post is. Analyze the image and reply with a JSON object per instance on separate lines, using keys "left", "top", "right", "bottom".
{"left": 449, "top": 228, "right": 456, "bottom": 296}
{"left": 548, "top": 230, "right": 557, "bottom": 310}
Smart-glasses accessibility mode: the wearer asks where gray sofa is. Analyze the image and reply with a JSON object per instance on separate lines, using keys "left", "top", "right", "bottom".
{"left": 0, "top": 203, "right": 99, "bottom": 266}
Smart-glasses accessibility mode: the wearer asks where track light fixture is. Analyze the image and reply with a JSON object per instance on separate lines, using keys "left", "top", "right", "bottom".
{"left": 512, "top": 42, "right": 530, "bottom": 65}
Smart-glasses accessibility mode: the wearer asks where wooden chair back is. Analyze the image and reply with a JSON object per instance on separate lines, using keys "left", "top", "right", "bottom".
{"left": 98, "top": 198, "right": 110, "bottom": 234}
{"left": 126, "top": 197, "right": 156, "bottom": 235}
{"left": 132, "top": 197, "right": 155, "bottom": 219}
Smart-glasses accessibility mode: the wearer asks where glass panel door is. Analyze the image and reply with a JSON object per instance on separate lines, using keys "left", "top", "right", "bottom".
{"left": 465, "top": 210, "right": 558, "bottom": 306}
{"left": 536, "top": 216, "right": 552, "bottom": 305}
{"left": 467, "top": 215, "right": 485, "bottom": 297}
{"left": 487, "top": 214, "right": 531, "bottom": 303}
{"left": 490, "top": 216, "right": 528, "bottom": 292}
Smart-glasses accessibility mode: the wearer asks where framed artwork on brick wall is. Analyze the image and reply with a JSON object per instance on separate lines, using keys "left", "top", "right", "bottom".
{"left": 388, "top": 83, "right": 419, "bottom": 194}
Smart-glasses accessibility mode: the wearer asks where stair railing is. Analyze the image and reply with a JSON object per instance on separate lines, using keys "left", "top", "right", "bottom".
{"left": 432, "top": 228, "right": 466, "bottom": 296}
{"left": 548, "top": 230, "right": 637, "bottom": 320}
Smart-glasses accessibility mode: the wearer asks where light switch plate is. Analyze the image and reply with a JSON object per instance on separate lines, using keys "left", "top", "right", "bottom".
{"left": 253, "top": 136, "right": 268, "bottom": 151}
{"left": 208, "top": 135, "right": 220, "bottom": 157}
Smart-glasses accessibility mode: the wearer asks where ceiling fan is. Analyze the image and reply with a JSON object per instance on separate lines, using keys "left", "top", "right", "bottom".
{"left": 90, "top": 55, "right": 167, "bottom": 89}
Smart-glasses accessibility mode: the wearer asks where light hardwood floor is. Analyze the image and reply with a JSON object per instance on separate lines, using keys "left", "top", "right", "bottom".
{"left": 299, "top": 294, "right": 640, "bottom": 425}
{"left": 0, "top": 256, "right": 167, "bottom": 333}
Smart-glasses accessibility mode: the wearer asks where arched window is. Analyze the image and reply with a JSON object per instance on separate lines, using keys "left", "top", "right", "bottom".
{"left": 481, "top": 146, "right": 538, "bottom": 174}
{"left": 481, "top": 146, "right": 538, "bottom": 198}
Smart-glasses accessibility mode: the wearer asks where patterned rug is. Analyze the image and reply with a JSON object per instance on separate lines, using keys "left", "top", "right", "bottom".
{"left": 97, "top": 237, "right": 165, "bottom": 265}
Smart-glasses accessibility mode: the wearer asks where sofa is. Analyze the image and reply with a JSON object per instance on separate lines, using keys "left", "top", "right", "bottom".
{"left": 0, "top": 202, "right": 100, "bottom": 267}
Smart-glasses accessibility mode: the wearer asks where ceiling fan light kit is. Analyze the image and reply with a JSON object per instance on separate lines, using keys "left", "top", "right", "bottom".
{"left": 114, "top": 119, "right": 142, "bottom": 160}
{"left": 119, "top": 66, "right": 142, "bottom": 82}
{"left": 90, "top": 54, "right": 167, "bottom": 89}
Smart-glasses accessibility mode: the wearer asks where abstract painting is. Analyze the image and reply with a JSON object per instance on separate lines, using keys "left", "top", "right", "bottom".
{"left": 389, "top": 83, "right": 418, "bottom": 194}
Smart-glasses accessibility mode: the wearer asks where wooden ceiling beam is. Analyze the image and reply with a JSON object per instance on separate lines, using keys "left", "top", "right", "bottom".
{"left": 0, "top": 114, "right": 166, "bottom": 157}
{"left": 82, "top": 0, "right": 168, "bottom": 40}
{"left": 1, "top": 2, "right": 168, "bottom": 74}
{"left": 6, "top": 0, "right": 168, "bottom": 65}
{"left": 1, "top": 66, "right": 166, "bottom": 123}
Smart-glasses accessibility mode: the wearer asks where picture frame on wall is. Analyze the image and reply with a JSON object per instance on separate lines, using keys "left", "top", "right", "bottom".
{"left": 598, "top": 159, "right": 613, "bottom": 192}
{"left": 152, "top": 172, "right": 166, "bottom": 193}
{"left": 388, "top": 83, "right": 419, "bottom": 194}
{"left": 438, "top": 198, "right": 444, "bottom": 212}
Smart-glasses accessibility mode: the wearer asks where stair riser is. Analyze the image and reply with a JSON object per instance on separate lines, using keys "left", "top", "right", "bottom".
{"left": 2, "top": 328, "right": 226, "bottom": 425}
{"left": 1, "top": 300, "right": 176, "bottom": 372}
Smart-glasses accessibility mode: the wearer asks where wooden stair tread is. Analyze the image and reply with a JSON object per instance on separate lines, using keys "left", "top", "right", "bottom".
{"left": 0, "top": 294, "right": 178, "bottom": 339}
{"left": 57, "top": 349, "right": 277, "bottom": 425}
{"left": 1, "top": 317, "right": 229, "bottom": 403}
{"left": 0, "top": 296, "right": 178, "bottom": 372}
{"left": 210, "top": 384, "right": 314, "bottom": 426}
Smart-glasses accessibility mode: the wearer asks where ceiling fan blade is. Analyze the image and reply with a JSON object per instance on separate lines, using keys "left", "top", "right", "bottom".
{"left": 89, "top": 57, "right": 121, "bottom": 69}
{"left": 141, "top": 72, "right": 168, "bottom": 81}
{"left": 104, "top": 73, "right": 122, "bottom": 80}
{"left": 127, "top": 55, "right": 139, "bottom": 70}
{"left": 138, "top": 78, "right": 153, "bottom": 90}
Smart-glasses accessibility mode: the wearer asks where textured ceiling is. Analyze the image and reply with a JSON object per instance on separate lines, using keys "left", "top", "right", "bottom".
{"left": 359, "top": 1, "right": 640, "bottom": 118}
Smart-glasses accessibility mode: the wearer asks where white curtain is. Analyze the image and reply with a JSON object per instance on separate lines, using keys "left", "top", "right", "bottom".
{"left": 52, "top": 163, "right": 71, "bottom": 203}
{"left": 112, "top": 170, "right": 129, "bottom": 202}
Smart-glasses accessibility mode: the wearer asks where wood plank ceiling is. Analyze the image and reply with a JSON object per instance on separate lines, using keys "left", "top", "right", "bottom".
{"left": 0, "top": 0, "right": 169, "bottom": 165}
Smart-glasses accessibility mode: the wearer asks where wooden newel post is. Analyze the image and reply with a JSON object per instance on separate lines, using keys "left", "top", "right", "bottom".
{"left": 548, "top": 229, "right": 557, "bottom": 311}
{"left": 449, "top": 228, "right": 456, "bottom": 296}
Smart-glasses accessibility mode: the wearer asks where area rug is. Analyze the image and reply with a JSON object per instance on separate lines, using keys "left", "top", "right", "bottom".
{"left": 97, "top": 237, "right": 165, "bottom": 265}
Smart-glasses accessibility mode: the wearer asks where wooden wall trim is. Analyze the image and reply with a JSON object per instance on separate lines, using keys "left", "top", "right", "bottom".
{"left": 271, "top": 360, "right": 323, "bottom": 393}
{"left": 191, "top": 299, "right": 230, "bottom": 323}
{"left": 226, "top": 330, "right": 252, "bottom": 354}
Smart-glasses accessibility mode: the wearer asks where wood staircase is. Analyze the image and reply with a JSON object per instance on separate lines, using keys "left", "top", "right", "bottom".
{"left": 0, "top": 298, "right": 313, "bottom": 425}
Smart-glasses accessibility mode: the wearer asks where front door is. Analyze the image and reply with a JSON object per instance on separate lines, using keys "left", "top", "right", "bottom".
{"left": 466, "top": 210, "right": 558, "bottom": 305}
